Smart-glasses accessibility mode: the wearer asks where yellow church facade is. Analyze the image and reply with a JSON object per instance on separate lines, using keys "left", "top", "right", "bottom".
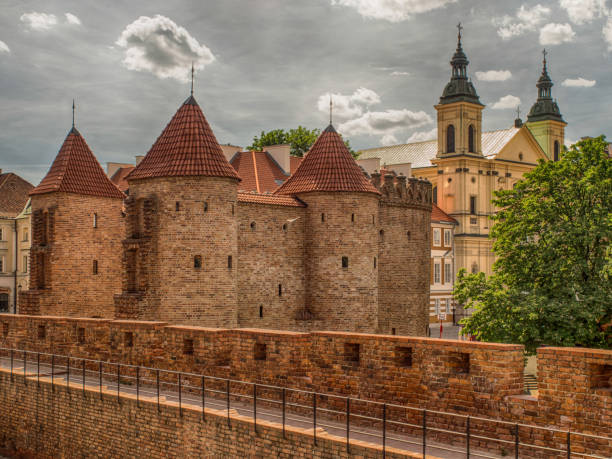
{"left": 359, "top": 30, "right": 566, "bottom": 289}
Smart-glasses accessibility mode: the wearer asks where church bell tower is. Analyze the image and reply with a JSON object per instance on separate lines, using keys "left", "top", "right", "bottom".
{"left": 435, "top": 24, "right": 485, "bottom": 159}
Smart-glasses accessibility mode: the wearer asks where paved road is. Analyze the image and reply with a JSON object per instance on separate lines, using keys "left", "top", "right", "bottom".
{"left": 0, "top": 356, "right": 504, "bottom": 459}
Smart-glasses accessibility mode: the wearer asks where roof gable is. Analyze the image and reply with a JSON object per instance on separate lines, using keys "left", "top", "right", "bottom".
{"left": 493, "top": 126, "right": 548, "bottom": 163}
{"left": 275, "top": 125, "right": 379, "bottom": 195}
{"left": 230, "top": 150, "right": 288, "bottom": 193}
{"left": 127, "top": 96, "right": 240, "bottom": 182}
{"left": 30, "top": 128, "right": 125, "bottom": 199}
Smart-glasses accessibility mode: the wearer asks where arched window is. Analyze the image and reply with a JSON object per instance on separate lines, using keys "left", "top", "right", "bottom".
{"left": 432, "top": 186, "right": 438, "bottom": 204}
{"left": 446, "top": 125, "right": 455, "bottom": 153}
{"left": 468, "top": 125, "right": 475, "bottom": 153}
{"left": 554, "top": 141, "right": 560, "bottom": 162}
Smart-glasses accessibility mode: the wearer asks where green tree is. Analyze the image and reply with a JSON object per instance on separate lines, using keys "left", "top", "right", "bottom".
{"left": 247, "top": 126, "right": 358, "bottom": 158}
{"left": 455, "top": 136, "right": 612, "bottom": 354}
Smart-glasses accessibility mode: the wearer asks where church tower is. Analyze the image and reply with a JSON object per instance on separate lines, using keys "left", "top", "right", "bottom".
{"left": 435, "top": 24, "right": 484, "bottom": 158}
{"left": 526, "top": 50, "right": 566, "bottom": 161}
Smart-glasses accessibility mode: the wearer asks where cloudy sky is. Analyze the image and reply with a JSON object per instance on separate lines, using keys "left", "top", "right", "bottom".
{"left": 1, "top": 0, "right": 611, "bottom": 185}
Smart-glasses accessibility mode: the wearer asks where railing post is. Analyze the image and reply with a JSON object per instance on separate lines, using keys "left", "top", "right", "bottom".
{"left": 422, "top": 409, "right": 427, "bottom": 459}
{"left": 346, "top": 397, "right": 350, "bottom": 453}
{"left": 382, "top": 403, "right": 386, "bottom": 459}
{"left": 99, "top": 361, "right": 103, "bottom": 399}
{"left": 226, "top": 379, "right": 230, "bottom": 427}
{"left": 67, "top": 356, "right": 70, "bottom": 392}
{"left": 567, "top": 431, "right": 571, "bottom": 459}
{"left": 253, "top": 383, "right": 257, "bottom": 432}
{"left": 466, "top": 416, "right": 470, "bottom": 459}
{"left": 178, "top": 373, "right": 182, "bottom": 417}
{"left": 156, "top": 370, "right": 160, "bottom": 412}
{"left": 117, "top": 364, "right": 120, "bottom": 403}
{"left": 51, "top": 354, "right": 54, "bottom": 390}
{"left": 136, "top": 367, "right": 140, "bottom": 407}
{"left": 515, "top": 423, "right": 519, "bottom": 459}
{"left": 313, "top": 392, "right": 317, "bottom": 446}
{"left": 37, "top": 353, "right": 40, "bottom": 388}
{"left": 201, "top": 376, "right": 206, "bottom": 422}
{"left": 23, "top": 351, "right": 26, "bottom": 385}
{"left": 282, "top": 388, "right": 286, "bottom": 439}
{"left": 82, "top": 359, "right": 85, "bottom": 395}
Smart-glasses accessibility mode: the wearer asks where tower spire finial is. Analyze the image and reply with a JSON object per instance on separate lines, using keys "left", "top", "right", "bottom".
{"left": 542, "top": 49, "right": 548, "bottom": 72}
{"left": 329, "top": 94, "right": 333, "bottom": 125}
{"left": 190, "top": 62, "right": 194, "bottom": 96}
{"left": 457, "top": 22, "right": 463, "bottom": 47}
{"left": 72, "top": 99, "right": 75, "bottom": 128}
{"left": 516, "top": 106, "right": 520, "bottom": 119}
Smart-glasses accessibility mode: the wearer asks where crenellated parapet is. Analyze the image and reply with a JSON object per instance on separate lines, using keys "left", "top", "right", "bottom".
{"left": 370, "top": 172, "right": 432, "bottom": 209}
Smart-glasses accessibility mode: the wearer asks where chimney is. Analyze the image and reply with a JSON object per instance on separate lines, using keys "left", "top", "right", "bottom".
{"left": 514, "top": 118, "right": 523, "bottom": 128}
{"left": 220, "top": 144, "right": 242, "bottom": 163}
{"left": 265, "top": 144, "right": 291, "bottom": 174}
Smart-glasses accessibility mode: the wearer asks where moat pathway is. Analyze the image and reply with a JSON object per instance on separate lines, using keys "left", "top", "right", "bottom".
{"left": 0, "top": 357, "right": 505, "bottom": 459}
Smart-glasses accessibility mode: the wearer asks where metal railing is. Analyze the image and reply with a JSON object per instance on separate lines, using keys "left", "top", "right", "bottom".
{"left": 1, "top": 347, "right": 611, "bottom": 459}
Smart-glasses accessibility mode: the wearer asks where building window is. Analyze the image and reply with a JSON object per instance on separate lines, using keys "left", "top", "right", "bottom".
{"left": 22, "top": 255, "right": 28, "bottom": 273}
{"left": 469, "top": 196, "right": 476, "bottom": 215}
{"left": 444, "top": 229, "right": 452, "bottom": 246}
{"left": 259, "top": 305, "right": 263, "bottom": 318}
{"left": 432, "top": 186, "right": 437, "bottom": 204}
{"left": 0, "top": 228, "right": 3, "bottom": 240}
{"left": 250, "top": 221, "right": 256, "bottom": 230}
{"left": 554, "top": 140, "right": 560, "bottom": 162}
{"left": 194, "top": 255, "right": 202, "bottom": 269}
{"left": 391, "top": 328, "right": 396, "bottom": 335}
{"left": 321, "top": 213, "right": 325, "bottom": 222}
{"left": 373, "top": 257, "right": 377, "bottom": 269}
{"left": 341, "top": 256, "right": 349, "bottom": 268}
{"left": 0, "top": 256, "right": 4, "bottom": 273}
{"left": 38, "top": 324, "right": 46, "bottom": 340}
{"left": 344, "top": 343, "right": 360, "bottom": 363}
{"left": 468, "top": 125, "right": 475, "bottom": 153}
{"left": 231, "top": 204, "right": 235, "bottom": 215}
{"left": 282, "top": 223, "right": 287, "bottom": 231}
{"left": 77, "top": 327, "right": 85, "bottom": 344}
{"left": 471, "top": 263, "right": 478, "bottom": 274}
{"left": 379, "top": 229, "right": 384, "bottom": 242}
{"left": 434, "top": 263, "right": 441, "bottom": 284}
{"left": 92, "top": 260, "right": 98, "bottom": 275}
{"left": 445, "top": 263, "right": 452, "bottom": 284}
{"left": 278, "top": 284, "right": 282, "bottom": 297}
{"left": 406, "top": 231, "right": 411, "bottom": 240}
{"left": 124, "top": 332, "right": 133, "bottom": 348}
{"left": 227, "top": 255, "right": 232, "bottom": 269}
{"left": 351, "top": 213, "right": 355, "bottom": 223}
{"left": 183, "top": 338, "right": 194, "bottom": 355}
{"left": 433, "top": 228, "right": 441, "bottom": 246}
{"left": 254, "top": 343, "right": 267, "bottom": 361}
{"left": 175, "top": 202, "right": 180, "bottom": 211}
{"left": 446, "top": 299, "right": 451, "bottom": 314}
{"left": 23, "top": 229, "right": 28, "bottom": 242}
{"left": 0, "top": 295, "right": 8, "bottom": 314}
{"left": 203, "top": 202, "right": 208, "bottom": 212}
{"left": 434, "top": 298, "right": 440, "bottom": 315}
{"left": 446, "top": 125, "right": 455, "bottom": 153}
{"left": 93, "top": 213, "right": 98, "bottom": 228}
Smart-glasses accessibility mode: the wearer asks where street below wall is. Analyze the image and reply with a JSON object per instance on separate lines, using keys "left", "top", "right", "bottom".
{"left": 429, "top": 323, "right": 462, "bottom": 340}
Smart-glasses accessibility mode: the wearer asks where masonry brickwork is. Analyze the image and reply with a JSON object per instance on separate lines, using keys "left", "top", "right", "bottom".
{"left": 1, "top": 314, "right": 610, "bottom": 455}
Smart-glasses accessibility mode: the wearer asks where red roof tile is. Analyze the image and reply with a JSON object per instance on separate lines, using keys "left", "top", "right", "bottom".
{"left": 275, "top": 125, "right": 379, "bottom": 196}
{"left": 30, "top": 128, "right": 125, "bottom": 199}
{"left": 0, "top": 172, "right": 33, "bottom": 217}
{"left": 127, "top": 96, "right": 240, "bottom": 182}
{"left": 231, "top": 150, "right": 289, "bottom": 193}
{"left": 431, "top": 204, "right": 457, "bottom": 224}
{"left": 110, "top": 166, "right": 135, "bottom": 193}
{"left": 237, "top": 193, "right": 305, "bottom": 207}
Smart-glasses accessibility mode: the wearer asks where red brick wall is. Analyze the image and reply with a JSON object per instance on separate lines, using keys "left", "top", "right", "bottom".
{"left": 20, "top": 193, "right": 124, "bottom": 318}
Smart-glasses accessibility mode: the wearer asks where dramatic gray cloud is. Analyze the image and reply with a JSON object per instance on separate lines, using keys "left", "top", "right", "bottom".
{"left": 495, "top": 4, "right": 551, "bottom": 40}
{"left": 116, "top": 15, "right": 215, "bottom": 82}
{"left": 317, "top": 88, "right": 380, "bottom": 119}
{"left": 406, "top": 127, "right": 437, "bottom": 142}
{"left": 65, "top": 13, "right": 81, "bottom": 25}
{"left": 20, "top": 12, "right": 58, "bottom": 30}
{"left": 339, "top": 109, "right": 432, "bottom": 137}
{"left": 559, "top": 0, "right": 608, "bottom": 25}
{"left": 604, "top": 16, "right": 612, "bottom": 50}
{"left": 330, "top": 0, "right": 456, "bottom": 22}
{"left": 539, "top": 22, "right": 575, "bottom": 45}
{"left": 490, "top": 95, "right": 521, "bottom": 110}
{"left": 475, "top": 70, "right": 512, "bottom": 81}
{"left": 562, "top": 78, "right": 596, "bottom": 87}
{"left": 0, "top": 40, "right": 9, "bottom": 53}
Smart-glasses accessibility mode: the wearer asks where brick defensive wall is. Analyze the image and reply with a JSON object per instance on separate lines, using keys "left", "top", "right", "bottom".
{"left": 0, "top": 313, "right": 610, "bottom": 456}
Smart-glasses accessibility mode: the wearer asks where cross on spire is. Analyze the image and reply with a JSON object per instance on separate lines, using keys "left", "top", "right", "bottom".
{"left": 190, "top": 62, "right": 194, "bottom": 96}
{"left": 457, "top": 22, "right": 463, "bottom": 45}
{"left": 72, "top": 99, "right": 75, "bottom": 128}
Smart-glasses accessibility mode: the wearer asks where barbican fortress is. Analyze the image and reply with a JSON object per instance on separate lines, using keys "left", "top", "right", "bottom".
{"left": 19, "top": 94, "right": 432, "bottom": 336}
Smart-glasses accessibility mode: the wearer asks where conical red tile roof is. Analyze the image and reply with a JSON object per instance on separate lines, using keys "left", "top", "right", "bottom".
{"left": 275, "top": 125, "right": 379, "bottom": 195}
{"left": 30, "top": 127, "right": 125, "bottom": 199}
{"left": 127, "top": 96, "right": 240, "bottom": 181}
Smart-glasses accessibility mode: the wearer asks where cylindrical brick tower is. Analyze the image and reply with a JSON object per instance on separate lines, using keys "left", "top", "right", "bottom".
{"left": 275, "top": 125, "right": 381, "bottom": 332}
{"left": 115, "top": 95, "right": 240, "bottom": 327}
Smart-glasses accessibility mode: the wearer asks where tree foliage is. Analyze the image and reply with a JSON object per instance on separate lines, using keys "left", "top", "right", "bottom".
{"left": 247, "top": 126, "right": 358, "bottom": 158}
{"left": 456, "top": 136, "right": 612, "bottom": 354}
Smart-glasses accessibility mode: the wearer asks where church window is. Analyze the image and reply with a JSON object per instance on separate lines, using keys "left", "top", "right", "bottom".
{"left": 23, "top": 256, "right": 28, "bottom": 273}
{"left": 194, "top": 255, "right": 202, "bottom": 269}
{"left": 469, "top": 196, "right": 476, "bottom": 215}
{"left": 93, "top": 213, "right": 98, "bottom": 228}
{"left": 433, "top": 228, "right": 441, "bottom": 246}
{"left": 92, "top": 260, "right": 98, "bottom": 275}
{"left": 23, "top": 229, "right": 28, "bottom": 241}
{"left": 432, "top": 186, "right": 438, "bottom": 204}
{"left": 446, "top": 125, "right": 455, "bottom": 153}
{"left": 342, "top": 256, "right": 349, "bottom": 268}
{"left": 554, "top": 141, "right": 560, "bottom": 162}
{"left": 518, "top": 153, "right": 524, "bottom": 161}
{"left": 468, "top": 125, "right": 475, "bottom": 153}
{"left": 227, "top": 255, "right": 232, "bottom": 269}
